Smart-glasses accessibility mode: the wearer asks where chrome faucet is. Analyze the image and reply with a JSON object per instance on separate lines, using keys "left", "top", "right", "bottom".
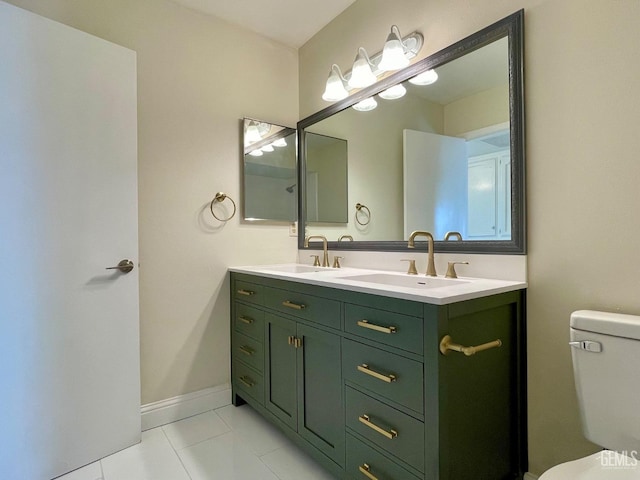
{"left": 407, "top": 230, "right": 437, "bottom": 276}
{"left": 338, "top": 234, "right": 353, "bottom": 242}
{"left": 304, "top": 235, "right": 329, "bottom": 267}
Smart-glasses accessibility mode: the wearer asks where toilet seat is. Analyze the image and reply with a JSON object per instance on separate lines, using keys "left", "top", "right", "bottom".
{"left": 540, "top": 451, "right": 640, "bottom": 479}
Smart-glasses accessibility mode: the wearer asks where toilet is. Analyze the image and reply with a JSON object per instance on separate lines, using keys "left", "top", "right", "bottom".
{"left": 540, "top": 310, "right": 640, "bottom": 479}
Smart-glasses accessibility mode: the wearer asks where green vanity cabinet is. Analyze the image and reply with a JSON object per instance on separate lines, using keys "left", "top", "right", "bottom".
{"left": 230, "top": 271, "right": 527, "bottom": 480}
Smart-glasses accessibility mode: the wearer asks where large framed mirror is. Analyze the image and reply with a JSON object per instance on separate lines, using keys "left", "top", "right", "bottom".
{"left": 298, "top": 10, "right": 524, "bottom": 253}
{"left": 242, "top": 118, "right": 297, "bottom": 222}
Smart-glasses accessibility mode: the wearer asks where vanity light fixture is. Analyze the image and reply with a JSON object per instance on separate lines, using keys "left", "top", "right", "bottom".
{"left": 272, "top": 137, "right": 287, "bottom": 147}
{"left": 322, "top": 64, "right": 349, "bottom": 101}
{"left": 378, "top": 83, "right": 406, "bottom": 100}
{"left": 248, "top": 149, "right": 263, "bottom": 157}
{"left": 348, "top": 48, "right": 377, "bottom": 89}
{"left": 352, "top": 97, "right": 377, "bottom": 112}
{"left": 321, "top": 25, "right": 423, "bottom": 102}
{"left": 409, "top": 69, "right": 438, "bottom": 85}
{"left": 377, "top": 25, "right": 410, "bottom": 72}
{"left": 244, "top": 120, "right": 263, "bottom": 144}
{"left": 261, "top": 144, "right": 274, "bottom": 152}
{"left": 244, "top": 120, "right": 271, "bottom": 146}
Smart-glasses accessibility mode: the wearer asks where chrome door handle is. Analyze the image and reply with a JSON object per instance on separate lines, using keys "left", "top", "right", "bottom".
{"left": 106, "top": 259, "right": 134, "bottom": 273}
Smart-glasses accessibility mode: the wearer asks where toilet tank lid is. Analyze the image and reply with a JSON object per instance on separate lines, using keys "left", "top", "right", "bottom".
{"left": 571, "top": 310, "right": 640, "bottom": 340}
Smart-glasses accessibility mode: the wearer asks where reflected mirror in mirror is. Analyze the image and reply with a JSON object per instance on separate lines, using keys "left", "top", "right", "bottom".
{"left": 298, "top": 11, "right": 524, "bottom": 253}
{"left": 305, "top": 132, "right": 348, "bottom": 223}
{"left": 243, "top": 118, "right": 297, "bottom": 221}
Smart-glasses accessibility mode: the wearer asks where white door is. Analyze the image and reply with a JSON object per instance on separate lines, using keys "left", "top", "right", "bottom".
{"left": 0, "top": 3, "right": 140, "bottom": 479}
{"left": 467, "top": 156, "right": 498, "bottom": 238}
{"left": 403, "top": 130, "right": 468, "bottom": 239}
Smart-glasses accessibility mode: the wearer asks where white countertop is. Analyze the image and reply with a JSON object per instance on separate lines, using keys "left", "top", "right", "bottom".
{"left": 229, "top": 264, "right": 527, "bottom": 305}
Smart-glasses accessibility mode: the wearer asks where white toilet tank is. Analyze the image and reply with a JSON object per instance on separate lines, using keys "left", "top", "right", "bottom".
{"left": 571, "top": 310, "right": 640, "bottom": 453}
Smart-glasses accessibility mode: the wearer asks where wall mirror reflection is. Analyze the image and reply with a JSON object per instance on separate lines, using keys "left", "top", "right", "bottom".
{"left": 298, "top": 11, "right": 524, "bottom": 253}
{"left": 304, "top": 132, "right": 348, "bottom": 223}
{"left": 243, "top": 118, "right": 297, "bottom": 222}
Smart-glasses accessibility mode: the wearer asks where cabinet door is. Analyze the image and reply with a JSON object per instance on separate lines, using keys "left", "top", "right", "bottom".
{"left": 265, "top": 313, "right": 297, "bottom": 429}
{"left": 297, "top": 324, "right": 344, "bottom": 467}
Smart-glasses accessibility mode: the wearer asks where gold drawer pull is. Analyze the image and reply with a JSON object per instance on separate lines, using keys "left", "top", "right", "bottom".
{"left": 237, "top": 289, "right": 255, "bottom": 296}
{"left": 359, "top": 414, "right": 397, "bottom": 440}
{"left": 238, "top": 375, "right": 254, "bottom": 388}
{"left": 282, "top": 300, "right": 305, "bottom": 310}
{"left": 439, "top": 334, "right": 502, "bottom": 356}
{"left": 357, "top": 364, "right": 396, "bottom": 383}
{"left": 288, "top": 335, "right": 295, "bottom": 345}
{"left": 358, "top": 464, "right": 378, "bottom": 480}
{"left": 238, "top": 345, "right": 254, "bottom": 356}
{"left": 238, "top": 316, "right": 254, "bottom": 325}
{"left": 357, "top": 319, "right": 397, "bottom": 334}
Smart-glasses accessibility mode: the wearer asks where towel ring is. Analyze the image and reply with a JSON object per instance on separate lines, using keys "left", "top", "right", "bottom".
{"left": 210, "top": 192, "right": 236, "bottom": 222}
{"left": 355, "top": 203, "right": 371, "bottom": 226}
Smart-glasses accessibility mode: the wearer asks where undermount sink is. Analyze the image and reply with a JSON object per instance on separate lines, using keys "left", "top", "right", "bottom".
{"left": 257, "top": 264, "right": 325, "bottom": 274}
{"left": 338, "top": 273, "right": 469, "bottom": 289}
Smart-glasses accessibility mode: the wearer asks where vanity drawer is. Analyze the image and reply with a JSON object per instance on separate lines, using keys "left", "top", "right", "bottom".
{"left": 342, "top": 339, "right": 423, "bottom": 414}
{"left": 233, "top": 303, "right": 264, "bottom": 341}
{"left": 233, "top": 361, "right": 263, "bottom": 405}
{"left": 345, "top": 387, "right": 424, "bottom": 473}
{"left": 345, "top": 304, "right": 423, "bottom": 355}
{"left": 264, "top": 286, "right": 341, "bottom": 330}
{"left": 346, "top": 433, "right": 421, "bottom": 480}
{"left": 232, "top": 332, "right": 263, "bottom": 372}
{"left": 234, "top": 280, "right": 264, "bottom": 306}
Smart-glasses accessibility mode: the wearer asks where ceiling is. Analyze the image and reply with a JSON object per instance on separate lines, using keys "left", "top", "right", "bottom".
{"left": 168, "top": 0, "right": 357, "bottom": 48}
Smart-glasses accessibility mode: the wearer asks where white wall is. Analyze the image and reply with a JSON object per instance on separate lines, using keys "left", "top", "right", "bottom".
{"left": 4, "top": 0, "right": 299, "bottom": 404}
{"left": 299, "top": 0, "right": 640, "bottom": 475}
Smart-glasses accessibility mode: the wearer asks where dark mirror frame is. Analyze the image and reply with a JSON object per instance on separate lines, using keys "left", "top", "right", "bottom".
{"left": 297, "top": 10, "right": 525, "bottom": 254}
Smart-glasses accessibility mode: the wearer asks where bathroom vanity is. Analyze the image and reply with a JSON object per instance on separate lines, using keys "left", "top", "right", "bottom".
{"left": 229, "top": 265, "right": 527, "bottom": 480}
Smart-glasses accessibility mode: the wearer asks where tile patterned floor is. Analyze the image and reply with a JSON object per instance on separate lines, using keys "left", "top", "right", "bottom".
{"left": 57, "top": 404, "right": 336, "bottom": 480}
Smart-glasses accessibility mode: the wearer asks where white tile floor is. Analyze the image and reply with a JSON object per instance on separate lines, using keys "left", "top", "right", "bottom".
{"left": 57, "top": 404, "right": 337, "bottom": 480}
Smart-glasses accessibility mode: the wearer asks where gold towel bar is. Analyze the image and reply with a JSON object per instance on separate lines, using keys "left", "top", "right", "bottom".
{"left": 439, "top": 335, "right": 502, "bottom": 356}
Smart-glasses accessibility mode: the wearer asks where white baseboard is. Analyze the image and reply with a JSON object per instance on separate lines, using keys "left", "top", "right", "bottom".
{"left": 141, "top": 383, "right": 231, "bottom": 431}
{"left": 524, "top": 473, "right": 540, "bottom": 480}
